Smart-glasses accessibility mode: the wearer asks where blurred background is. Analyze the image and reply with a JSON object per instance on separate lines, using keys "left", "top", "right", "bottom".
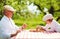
{"left": 0, "top": 0, "right": 60, "bottom": 29}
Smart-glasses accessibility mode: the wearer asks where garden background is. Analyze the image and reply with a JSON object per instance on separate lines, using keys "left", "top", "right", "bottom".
{"left": 0, "top": 0, "right": 60, "bottom": 29}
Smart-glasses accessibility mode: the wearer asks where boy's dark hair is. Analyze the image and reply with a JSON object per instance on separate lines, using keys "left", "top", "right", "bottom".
{"left": 47, "top": 19, "right": 53, "bottom": 22}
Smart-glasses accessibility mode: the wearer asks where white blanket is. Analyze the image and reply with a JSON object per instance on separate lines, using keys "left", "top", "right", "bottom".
{"left": 15, "top": 30, "right": 60, "bottom": 39}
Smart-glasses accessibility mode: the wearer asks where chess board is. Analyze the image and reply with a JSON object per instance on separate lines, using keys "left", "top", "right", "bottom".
{"left": 16, "top": 30, "right": 60, "bottom": 39}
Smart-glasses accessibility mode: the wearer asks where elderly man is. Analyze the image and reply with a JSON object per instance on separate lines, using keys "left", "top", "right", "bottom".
{"left": 0, "top": 5, "right": 27, "bottom": 39}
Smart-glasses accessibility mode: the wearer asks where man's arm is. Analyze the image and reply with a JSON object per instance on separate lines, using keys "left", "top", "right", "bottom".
{"left": 15, "top": 23, "right": 27, "bottom": 31}
{"left": 11, "top": 23, "right": 27, "bottom": 37}
{"left": 11, "top": 29, "right": 21, "bottom": 37}
{"left": 11, "top": 31, "right": 18, "bottom": 37}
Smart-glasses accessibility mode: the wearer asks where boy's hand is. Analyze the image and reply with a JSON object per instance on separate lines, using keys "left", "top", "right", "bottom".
{"left": 36, "top": 25, "right": 45, "bottom": 32}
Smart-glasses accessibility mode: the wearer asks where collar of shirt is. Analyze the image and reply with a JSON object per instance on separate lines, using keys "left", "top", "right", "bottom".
{"left": 4, "top": 15, "right": 11, "bottom": 20}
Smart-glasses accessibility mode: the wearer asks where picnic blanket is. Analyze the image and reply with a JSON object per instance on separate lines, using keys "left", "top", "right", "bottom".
{"left": 15, "top": 30, "right": 60, "bottom": 39}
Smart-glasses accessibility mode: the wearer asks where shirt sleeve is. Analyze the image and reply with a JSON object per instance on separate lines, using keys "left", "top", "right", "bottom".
{"left": 53, "top": 20, "right": 60, "bottom": 32}
{"left": 2, "top": 32, "right": 11, "bottom": 39}
{"left": 15, "top": 25, "right": 19, "bottom": 30}
{"left": 0, "top": 24, "right": 11, "bottom": 39}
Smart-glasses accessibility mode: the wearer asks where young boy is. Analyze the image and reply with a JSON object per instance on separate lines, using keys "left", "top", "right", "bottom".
{"left": 41, "top": 14, "right": 60, "bottom": 32}
{"left": 30, "top": 14, "right": 60, "bottom": 33}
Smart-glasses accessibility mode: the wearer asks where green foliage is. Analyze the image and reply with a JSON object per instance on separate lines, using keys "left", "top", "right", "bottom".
{"left": 0, "top": 0, "right": 60, "bottom": 29}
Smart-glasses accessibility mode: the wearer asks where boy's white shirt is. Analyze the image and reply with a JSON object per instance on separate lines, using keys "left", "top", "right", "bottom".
{"left": 43, "top": 20, "right": 60, "bottom": 32}
{"left": 0, "top": 16, "right": 19, "bottom": 39}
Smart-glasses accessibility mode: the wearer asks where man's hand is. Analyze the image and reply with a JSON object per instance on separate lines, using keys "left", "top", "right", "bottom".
{"left": 11, "top": 31, "right": 19, "bottom": 37}
{"left": 17, "top": 29, "right": 21, "bottom": 33}
{"left": 21, "top": 23, "right": 27, "bottom": 30}
{"left": 16, "top": 23, "right": 27, "bottom": 32}
{"left": 11, "top": 29, "right": 21, "bottom": 37}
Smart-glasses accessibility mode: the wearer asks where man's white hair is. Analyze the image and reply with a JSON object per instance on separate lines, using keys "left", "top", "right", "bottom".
{"left": 4, "top": 5, "right": 16, "bottom": 12}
